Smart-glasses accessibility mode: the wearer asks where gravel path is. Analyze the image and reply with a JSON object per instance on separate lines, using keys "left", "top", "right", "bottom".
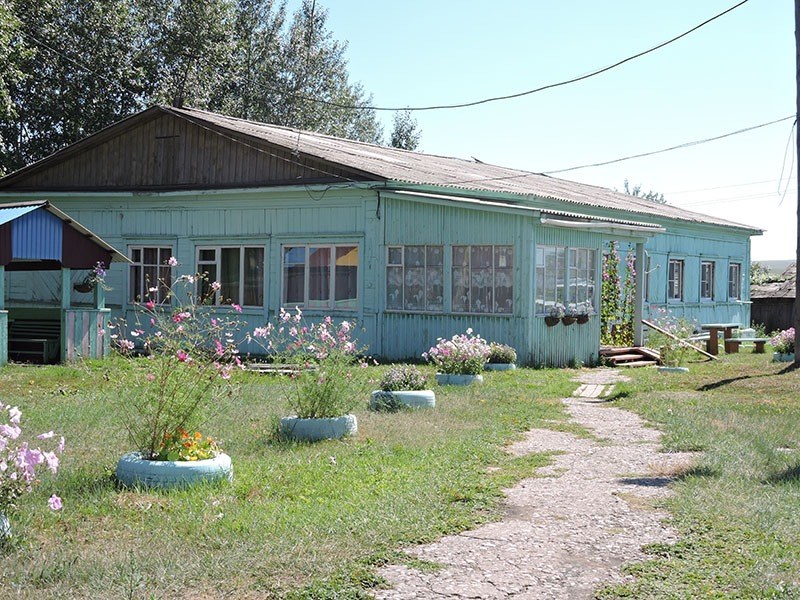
{"left": 374, "top": 369, "right": 695, "bottom": 599}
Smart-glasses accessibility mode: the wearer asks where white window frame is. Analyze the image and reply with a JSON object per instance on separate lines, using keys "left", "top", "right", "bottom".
{"left": 668, "top": 259, "right": 684, "bottom": 302}
{"left": 128, "top": 245, "right": 173, "bottom": 304}
{"left": 281, "top": 244, "right": 359, "bottom": 311}
{"left": 728, "top": 262, "right": 742, "bottom": 300}
{"left": 195, "top": 245, "right": 265, "bottom": 307}
{"left": 567, "top": 247, "right": 597, "bottom": 312}
{"left": 700, "top": 260, "right": 715, "bottom": 301}
{"left": 451, "top": 244, "right": 514, "bottom": 315}
{"left": 386, "top": 245, "right": 444, "bottom": 313}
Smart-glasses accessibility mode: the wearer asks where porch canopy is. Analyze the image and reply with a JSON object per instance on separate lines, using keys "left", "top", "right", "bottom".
{"left": 0, "top": 200, "right": 129, "bottom": 365}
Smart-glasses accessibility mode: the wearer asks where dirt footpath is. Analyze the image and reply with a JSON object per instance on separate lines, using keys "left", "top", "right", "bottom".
{"left": 375, "top": 369, "right": 694, "bottom": 599}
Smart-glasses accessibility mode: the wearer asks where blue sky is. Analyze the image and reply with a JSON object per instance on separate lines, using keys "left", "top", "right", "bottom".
{"left": 294, "top": 1, "right": 794, "bottom": 260}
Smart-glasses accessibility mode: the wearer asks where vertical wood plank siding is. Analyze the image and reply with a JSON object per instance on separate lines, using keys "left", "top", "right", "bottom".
{"left": 0, "top": 311, "right": 7, "bottom": 366}
{"left": 14, "top": 114, "right": 360, "bottom": 190}
{"left": 62, "top": 309, "right": 111, "bottom": 361}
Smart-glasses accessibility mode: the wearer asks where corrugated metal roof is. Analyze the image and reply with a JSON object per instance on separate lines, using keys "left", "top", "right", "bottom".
{"left": 168, "top": 106, "right": 761, "bottom": 232}
{"left": 751, "top": 263, "right": 796, "bottom": 299}
{"left": 0, "top": 203, "right": 40, "bottom": 226}
{"left": 0, "top": 200, "right": 129, "bottom": 263}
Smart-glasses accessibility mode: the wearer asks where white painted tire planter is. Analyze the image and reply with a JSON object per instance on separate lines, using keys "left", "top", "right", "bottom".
{"left": 0, "top": 513, "right": 10, "bottom": 539}
{"left": 370, "top": 390, "right": 436, "bottom": 409}
{"left": 280, "top": 414, "right": 357, "bottom": 442}
{"left": 773, "top": 352, "right": 795, "bottom": 363}
{"left": 435, "top": 373, "right": 484, "bottom": 386}
{"left": 115, "top": 452, "right": 233, "bottom": 490}
{"left": 657, "top": 366, "right": 689, "bottom": 373}
{"left": 484, "top": 363, "right": 516, "bottom": 371}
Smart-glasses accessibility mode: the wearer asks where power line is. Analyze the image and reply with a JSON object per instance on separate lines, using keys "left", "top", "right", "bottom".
{"left": 292, "top": 0, "right": 751, "bottom": 112}
{"left": 541, "top": 115, "right": 795, "bottom": 175}
{"left": 675, "top": 190, "right": 796, "bottom": 208}
{"left": 778, "top": 119, "right": 797, "bottom": 205}
{"left": 664, "top": 178, "right": 782, "bottom": 195}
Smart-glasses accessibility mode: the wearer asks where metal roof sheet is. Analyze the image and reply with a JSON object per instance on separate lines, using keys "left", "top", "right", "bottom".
{"left": 169, "top": 106, "right": 762, "bottom": 233}
{"left": 0, "top": 203, "right": 40, "bottom": 226}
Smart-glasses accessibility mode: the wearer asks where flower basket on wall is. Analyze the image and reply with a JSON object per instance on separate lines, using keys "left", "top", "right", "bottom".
{"left": 562, "top": 316, "right": 576, "bottom": 326}
{"left": 576, "top": 315, "right": 590, "bottom": 325}
{"left": 544, "top": 316, "right": 559, "bottom": 327}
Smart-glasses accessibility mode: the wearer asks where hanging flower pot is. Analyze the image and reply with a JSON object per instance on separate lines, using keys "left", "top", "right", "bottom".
{"left": 562, "top": 316, "right": 576, "bottom": 326}
{"left": 576, "top": 315, "right": 590, "bottom": 325}
{"left": 544, "top": 316, "right": 559, "bottom": 327}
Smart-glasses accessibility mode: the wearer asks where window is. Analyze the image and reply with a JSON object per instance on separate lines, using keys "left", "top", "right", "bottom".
{"left": 568, "top": 248, "right": 597, "bottom": 312}
{"left": 535, "top": 245, "right": 597, "bottom": 314}
{"left": 700, "top": 261, "right": 715, "bottom": 301}
{"left": 668, "top": 259, "right": 684, "bottom": 301}
{"left": 452, "top": 245, "right": 513, "bottom": 314}
{"left": 196, "top": 246, "right": 264, "bottom": 306}
{"left": 386, "top": 245, "right": 444, "bottom": 312}
{"left": 282, "top": 244, "right": 358, "bottom": 310}
{"left": 536, "top": 246, "right": 566, "bottom": 315}
{"left": 129, "top": 246, "right": 172, "bottom": 303}
{"left": 728, "top": 262, "right": 742, "bottom": 300}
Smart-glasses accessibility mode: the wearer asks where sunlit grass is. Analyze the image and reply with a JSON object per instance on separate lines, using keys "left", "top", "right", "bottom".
{"left": 598, "top": 353, "right": 800, "bottom": 599}
{"left": 0, "top": 359, "right": 578, "bottom": 599}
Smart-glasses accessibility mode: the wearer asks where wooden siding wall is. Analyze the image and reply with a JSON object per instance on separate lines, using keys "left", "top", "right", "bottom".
{"left": 378, "top": 197, "right": 536, "bottom": 361}
{"left": 11, "top": 114, "right": 360, "bottom": 191}
{"left": 0, "top": 311, "right": 7, "bottom": 366}
{"left": 63, "top": 309, "right": 111, "bottom": 361}
{"left": 641, "top": 224, "right": 752, "bottom": 327}
{"left": 531, "top": 224, "right": 605, "bottom": 367}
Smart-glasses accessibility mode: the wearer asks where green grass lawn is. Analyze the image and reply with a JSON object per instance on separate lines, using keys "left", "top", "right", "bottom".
{"left": 598, "top": 353, "right": 800, "bottom": 599}
{"left": 0, "top": 359, "right": 577, "bottom": 599}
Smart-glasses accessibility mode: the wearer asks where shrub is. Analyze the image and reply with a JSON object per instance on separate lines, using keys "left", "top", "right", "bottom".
{"left": 379, "top": 365, "right": 428, "bottom": 391}
{"left": 646, "top": 306, "right": 698, "bottom": 367}
{"left": 487, "top": 343, "right": 517, "bottom": 364}
{"left": 112, "top": 258, "right": 241, "bottom": 459}
{"left": 770, "top": 327, "right": 795, "bottom": 354}
{"left": 369, "top": 392, "right": 405, "bottom": 413}
{"left": 422, "top": 328, "right": 490, "bottom": 375}
{"left": 251, "top": 309, "right": 372, "bottom": 419}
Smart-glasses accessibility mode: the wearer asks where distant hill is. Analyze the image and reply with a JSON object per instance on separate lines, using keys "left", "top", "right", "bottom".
{"left": 754, "top": 259, "right": 794, "bottom": 275}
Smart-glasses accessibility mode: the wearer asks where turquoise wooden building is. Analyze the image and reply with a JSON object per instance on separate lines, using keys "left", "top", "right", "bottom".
{"left": 0, "top": 106, "right": 760, "bottom": 366}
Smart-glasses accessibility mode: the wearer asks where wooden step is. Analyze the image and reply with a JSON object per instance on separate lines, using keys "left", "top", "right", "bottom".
{"left": 617, "top": 360, "right": 658, "bottom": 368}
{"left": 606, "top": 353, "right": 645, "bottom": 363}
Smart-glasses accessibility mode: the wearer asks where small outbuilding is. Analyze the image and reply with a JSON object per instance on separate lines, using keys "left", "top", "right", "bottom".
{"left": 0, "top": 201, "right": 128, "bottom": 365}
{"left": 0, "top": 106, "right": 761, "bottom": 366}
{"left": 751, "top": 263, "right": 796, "bottom": 333}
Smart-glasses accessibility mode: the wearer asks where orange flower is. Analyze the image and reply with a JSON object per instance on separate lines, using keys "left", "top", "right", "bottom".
{"left": 194, "top": 431, "right": 202, "bottom": 440}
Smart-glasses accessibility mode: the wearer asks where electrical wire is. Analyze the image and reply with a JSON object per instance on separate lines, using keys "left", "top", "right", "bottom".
{"left": 664, "top": 178, "right": 781, "bottom": 195}
{"left": 541, "top": 115, "right": 794, "bottom": 175}
{"left": 777, "top": 119, "right": 797, "bottom": 206}
{"left": 290, "top": 0, "right": 751, "bottom": 112}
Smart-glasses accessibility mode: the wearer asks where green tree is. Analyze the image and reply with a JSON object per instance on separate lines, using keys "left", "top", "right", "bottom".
{"left": 623, "top": 179, "right": 666, "bottom": 204}
{"left": 0, "top": 0, "right": 383, "bottom": 175}
{"left": 390, "top": 109, "right": 421, "bottom": 150}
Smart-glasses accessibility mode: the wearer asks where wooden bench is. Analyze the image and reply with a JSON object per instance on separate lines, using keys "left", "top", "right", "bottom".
{"left": 8, "top": 320, "right": 61, "bottom": 364}
{"left": 724, "top": 337, "right": 769, "bottom": 354}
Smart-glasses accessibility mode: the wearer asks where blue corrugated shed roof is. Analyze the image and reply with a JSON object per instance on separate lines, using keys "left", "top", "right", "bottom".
{"left": 0, "top": 202, "right": 42, "bottom": 226}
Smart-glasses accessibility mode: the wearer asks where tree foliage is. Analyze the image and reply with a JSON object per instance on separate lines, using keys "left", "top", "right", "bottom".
{"left": 390, "top": 109, "right": 422, "bottom": 151}
{"left": 0, "top": 0, "right": 382, "bottom": 175}
{"left": 623, "top": 179, "right": 666, "bottom": 204}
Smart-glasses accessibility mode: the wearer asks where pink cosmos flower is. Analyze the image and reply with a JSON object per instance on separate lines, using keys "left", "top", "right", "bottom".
{"left": 176, "top": 350, "right": 190, "bottom": 363}
{"left": 211, "top": 281, "right": 221, "bottom": 292}
{"left": 145, "top": 300, "right": 155, "bottom": 310}
{"left": 231, "top": 303, "right": 242, "bottom": 313}
{"left": 167, "top": 256, "right": 178, "bottom": 267}
{"left": 48, "top": 495, "right": 62, "bottom": 511}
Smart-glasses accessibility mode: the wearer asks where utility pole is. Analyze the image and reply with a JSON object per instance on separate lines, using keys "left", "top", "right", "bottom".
{"left": 795, "top": 0, "right": 800, "bottom": 367}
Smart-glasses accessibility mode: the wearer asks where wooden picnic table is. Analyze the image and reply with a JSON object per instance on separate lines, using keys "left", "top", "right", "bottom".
{"left": 700, "top": 322, "right": 740, "bottom": 356}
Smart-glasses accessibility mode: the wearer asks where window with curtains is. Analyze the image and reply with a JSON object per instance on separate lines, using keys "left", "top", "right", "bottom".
{"left": 282, "top": 244, "right": 358, "bottom": 310}
{"left": 129, "top": 246, "right": 173, "bottom": 303}
{"left": 386, "top": 245, "right": 444, "bottom": 312}
{"left": 451, "top": 245, "right": 514, "bottom": 314}
{"left": 196, "top": 246, "right": 264, "bottom": 307}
